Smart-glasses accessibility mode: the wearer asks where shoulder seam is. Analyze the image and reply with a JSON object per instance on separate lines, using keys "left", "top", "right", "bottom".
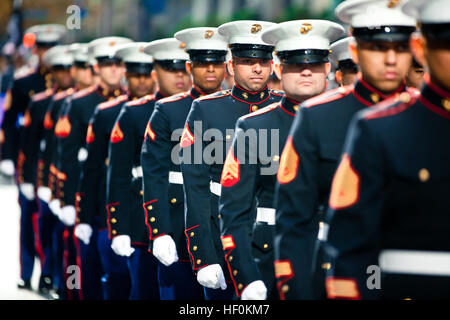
{"left": 126, "top": 94, "right": 155, "bottom": 107}
{"left": 197, "top": 90, "right": 231, "bottom": 101}
{"left": 303, "top": 86, "right": 353, "bottom": 109}
{"left": 98, "top": 95, "right": 128, "bottom": 110}
{"left": 240, "top": 102, "right": 279, "bottom": 120}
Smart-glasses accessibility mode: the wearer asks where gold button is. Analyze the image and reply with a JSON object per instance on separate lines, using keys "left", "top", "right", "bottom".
{"left": 233, "top": 270, "right": 238, "bottom": 276}
{"left": 76, "top": 195, "right": 80, "bottom": 201}
{"left": 76, "top": 207, "right": 81, "bottom": 213}
{"left": 293, "top": 105, "right": 299, "bottom": 111}
{"left": 111, "top": 218, "right": 117, "bottom": 224}
{"left": 110, "top": 207, "right": 116, "bottom": 212}
{"left": 242, "top": 92, "right": 248, "bottom": 100}
{"left": 150, "top": 217, "right": 155, "bottom": 222}
{"left": 251, "top": 105, "right": 258, "bottom": 112}
{"left": 60, "top": 192, "right": 64, "bottom": 196}
{"left": 112, "top": 230, "right": 117, "bottom": 235}
{"left": 171, "top": 198, "right": 177, "bottom": 203}
{"left": 418, "top": 168, "right": 430, "bottom": 182}
{"left": 281, "top": 284, "right": 289, "bottom": 293}
{"left": 59, "top": 182, "right": 64, "bottom": 187}
{"left": 260, "top": 92, "right": 265, "bottom": 99}
{"left": 76, "top": 218, "right": 80, "bottom": 223}
{"left": 105, "top": 158, "right": 109, "bottom": 166}
{"left": 322, "top": 262, "right": 331, "bottom": 270}
{"left": 148, "top": 205, "right": 153, "bottom": 210}
{"left": 370, "top": 93, "right": 380, "bottom": 103}
{"left": 190, "top": 232, "right": 195, "bottom": 237}
{"left": 443, "top": 98, "right": 450, "bottom": 111}
{"left": 263, "top": 243, "right": 269, "bottom": 249}
{"left": 273, "top": 155, "right": 279, "bottom": 162}
{"left": 193, "top": 246, "right": 198, "bottom": 251}
{"left": 228, "top": 255, "right": 233, "bottom": 262}
{"left": 226, "top": 135, "right": 231, "bottom": 140}
{"left": 140, "top": 190, "right": 143, "bottom": 196}
{"left": 217, "top": 214, "right": 221, "bottom": 219}
{"left": 238, "top": 283, "right": 243, "bottom": 290}
{"left": 114, "top": 89, "right": 120, "bottom": 96}
{"left": 108, "top": 97, "right": 114, "bottom": 101}
{"left": 153, "top": 229, "right": 158, "bottom": 234}
{"left": 400, "top": 92, "right": 411, "bottom": 103}
{"left": 196, "top": 259, "right": 201, "bottom": 265}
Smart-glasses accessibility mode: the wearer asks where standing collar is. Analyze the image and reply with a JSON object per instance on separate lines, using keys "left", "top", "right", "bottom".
{"left": 279, "top": 96, "right": 300, "bottom": 116}
{"left": 97, "top": 84, "right": 127, "bottom": 100}
{"left": 353, "top": 75, "right": 406, "bottom": 107}
{"left": 231, "top": 84, "right": 271, "bottom": 104}
{"left": 189, "top": 86, "right": 208, "bottom": 99}
{"left": 420, "top": 75, "right": 450, "bottom": 120}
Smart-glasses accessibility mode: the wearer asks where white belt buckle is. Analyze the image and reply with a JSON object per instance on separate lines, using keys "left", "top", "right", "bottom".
{"left": 256, "top": 207, "right": 276, "bottom": 225}
{"left": 132, "top": 166, "right": 143, "bottom": 178}
{"left": 168, "top": 171, "right": 183, "bottom": 184}
{"left": 210, "top": 181, "right": 221, "bottom": 197}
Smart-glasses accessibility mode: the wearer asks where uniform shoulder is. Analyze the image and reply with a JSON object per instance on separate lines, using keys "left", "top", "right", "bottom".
{"left": 98, "top": 94, "right": 128, "bottom": 110}
{"left": 240, "top": 102, "right": 280, "bottom": 122}
{"left": 32, "top": 88, "right": 53, "bottom": 102}
{"left": 125, "top": 94, "right": 155, "bottom": 107}
{"left": 302, "top": 85, "right": 353, "bottom": 109}
{"left": 72, "top": 85, "right": 97, "bottom": 100}
{"left": 54, "top": 88, "right": 75, "bottom": 101}
{"left": 158, "top": 91, "right": 190, "bottom": 104}
{"left": 197, "top": 89, "right": 231, "bottom": 102}
{"left": 13, "top": 67, "right": 35, "bottom": 81}
{"left": 360, "top": 90, "right": 419, "bottom": 121}
{"left": 270, "top": 89, "right": 284, "bottom": 97}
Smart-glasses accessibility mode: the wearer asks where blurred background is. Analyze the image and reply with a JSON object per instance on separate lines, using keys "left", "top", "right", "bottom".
{"left": 0, "top": 0, "right": 345, "bottom": 45}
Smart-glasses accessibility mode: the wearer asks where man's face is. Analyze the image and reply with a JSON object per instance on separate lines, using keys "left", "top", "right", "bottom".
{"left": 335, "top": 69, "right": 358, "bottom": 86}
{"left": 422, "top": 38, "right": 450, "bottom": 91}
{"left": 97, "top": 62, "right": 125, "bottom": 88}
{"left": 53, "top": 69, "right": 74, "bottom": 89}
{"left": 280, "top": 62, "right": 329, "bottom": 102}
{"left": 154, "top": 64, "right": 191, "bottom": 96}
{"left": 229, "top": 57, "right": 273, "bottom": 92}
{"left": 353, "top": 40, "right": 412, "bottom": 93}
{"left": 71, "top": 66, "right": 94, "bottom": 88}
{"left": 187, "top": 61, "right": 225, "bottom": 94}
{"left": 126, "top": 72, "right": 154, "bottom": 98}
{"left": 405, "top": 64, "right": 425, "bottom": 89}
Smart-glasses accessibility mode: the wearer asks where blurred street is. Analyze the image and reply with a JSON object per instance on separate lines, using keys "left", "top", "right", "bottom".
{"left": 0, "top": 181, "right": 46, "bottom": 300}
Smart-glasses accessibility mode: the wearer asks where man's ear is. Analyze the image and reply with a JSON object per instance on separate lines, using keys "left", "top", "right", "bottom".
{"left": 325, "top": 62, "right": 331, "bottom": 75}
{"left": 335, "top": 70, "right": 343, "bottom": 86}
{"left": 349, "top": 41, "right": 359, "bottom": 65}
{"left": 273, "top": 63, "right": 281, "bottom": 80}
{"left": 185, "top": 61, "right": 192, "bottom": 75}
{"left": 227, "top": 59, "right": 235, "bottom": 77}
{"left": 410, "top": 32, "right": 427, "bottom": 69}
{"left": 93, "top": 64, "right": 100, "bottom": 74}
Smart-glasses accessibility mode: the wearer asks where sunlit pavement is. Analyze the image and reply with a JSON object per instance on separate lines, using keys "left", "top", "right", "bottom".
{"left": 0, "top": 181, "right": 46, "bottom": 300}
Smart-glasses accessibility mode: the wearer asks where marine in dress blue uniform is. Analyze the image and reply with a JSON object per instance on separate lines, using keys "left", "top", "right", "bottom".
{"left": 219, "top": 19, "right": 344, "bottom": 300}
{"left": 75, "top": 42, "right": 155, "bottom": 300}
{"left": 324, "top": 0, "right": 450, "bottom": 300}
{"left": 274, "top": 0, "right": 417, "bottom": 300}
{"left": 53, "top": 37, "right": 131, "bottom": 299}
{"left": 17, "top": 45, "right": 74, "bottom": 297}
{"left": 0, "top": 24, "right": 66, "bottom": 291}
{"left": 330, "top": 37, "right": 359, "bottom": 87}
{"left": 107, "top": 38, "right": 190, "bottom": 300}
{"left": 140, "top": 27, "right": 230, "bottom": 300}
{"left": 179, "top": 20, "right": 282, "bottom": 300}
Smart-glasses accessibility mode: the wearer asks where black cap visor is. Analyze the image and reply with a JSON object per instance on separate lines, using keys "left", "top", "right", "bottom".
{"left": 125, "top": 62, "right": 154, "bottom": 74}
{"left": 230, "top": 43, "right": 274, "bottom": 60}
{"left": 277, "top": 49, "right": 329, "bottom": 64}
{"left": 155, "top": 60, "right": 188, "bottom": 71}
{"left": 187, "top": 50, "right": 227, "bottom": 62}
{"left": 422, "top": 23, "right": 450, "bottom": 42}
{"left": 337, "top": 59, "right": 358, "bottom": 72}
{"left": 353, "top": 26, "right": 416, "bottom": 42}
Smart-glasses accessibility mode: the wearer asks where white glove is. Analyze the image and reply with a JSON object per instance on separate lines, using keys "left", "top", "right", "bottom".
{"left": 74, "top": 223, "right": 93, "bottom": 245}
{"left": 111, "top": 235, "right": 135, "bottom": 257}
{"left": 49, "top": 199, "right": 62, "bottom": 217}
{"left": 240, "top": 280, "right": 267, "bottom": 300}
{"left": 19, "top": 183, "right": 35, "bottom": 201}
{"left": 152, "top": 235, "right": 178, "bottom": 267}
{"left": 0, "top": 159, "right": 15, "bottom": 176}
{"left": 37, "top": 186, "right": 52, "bottom": 203}
{"left": 197, "top": 264, "right": 227, "bottom": 290}
{"left": 60, "top": 205, "right": 76, "bottom": 226}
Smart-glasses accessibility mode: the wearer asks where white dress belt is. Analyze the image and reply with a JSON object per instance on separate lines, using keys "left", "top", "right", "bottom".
{"left": 256, "top": 207, "right": 276, "bottom": 225}
{"left": 168, "top": 171, "right": 183, "bottom": 184}
{"left": 318, "top": 222, "right": 329, "bottom": 241}
{"left": 379, "top": 249, "right": 450, "bottom": 277}
{"left": 210, "top": 181, "right": 221, "bottom": 197}
{"left": 132, "top": 166, "right": 143, "bottom": 178}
